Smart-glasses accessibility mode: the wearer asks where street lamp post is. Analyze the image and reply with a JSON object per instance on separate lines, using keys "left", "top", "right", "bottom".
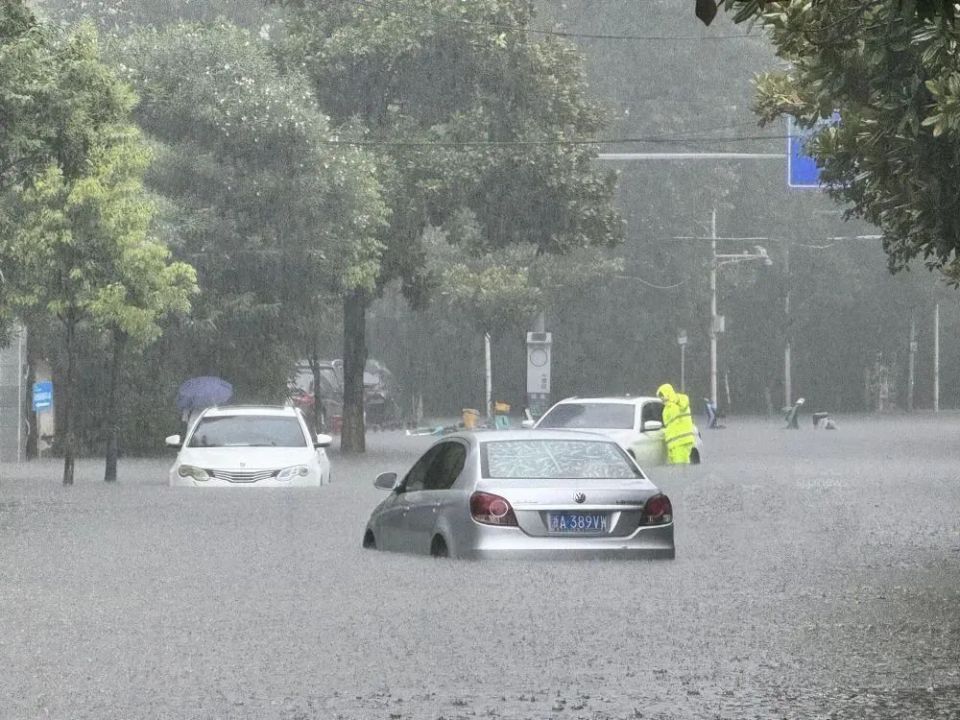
{"left": 707, "top": 208, "right": 774, "bottom": 410}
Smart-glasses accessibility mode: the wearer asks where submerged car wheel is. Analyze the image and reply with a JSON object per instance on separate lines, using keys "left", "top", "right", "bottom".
{"left": 430, "top": 535, "right": 449, "bottom": 558}
{"left": 362, "top": 529, "right": 377, "bottom": 550}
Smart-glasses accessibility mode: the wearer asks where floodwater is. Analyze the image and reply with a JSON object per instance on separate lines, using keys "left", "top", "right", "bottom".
{"left": 2, "top": 414, "right": 959, "bottom": 719}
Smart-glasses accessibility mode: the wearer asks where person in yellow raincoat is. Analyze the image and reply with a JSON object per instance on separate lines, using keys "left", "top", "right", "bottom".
{"left": 656, "top": 383, "right": 696, "bottom": 465}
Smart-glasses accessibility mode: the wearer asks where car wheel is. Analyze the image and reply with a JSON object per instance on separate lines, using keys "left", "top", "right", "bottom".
{"left": 362, "top": 529, "right": 377, "bottom": 550}
{"left": 689, "top": 448, "right": 701, "bottom": 465}
{"left": 430, "top": 535, "right": 449, "bottom": 558}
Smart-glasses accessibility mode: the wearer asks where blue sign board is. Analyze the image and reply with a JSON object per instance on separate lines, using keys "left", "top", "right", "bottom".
{"left": 32, "top": 381, "right": 53, "bottom": 412}
{"left": 787, "top": 116, "right": 820, "bottom": 188}
{"left": 787, "top": 113, "right": 840, "bottom": 189}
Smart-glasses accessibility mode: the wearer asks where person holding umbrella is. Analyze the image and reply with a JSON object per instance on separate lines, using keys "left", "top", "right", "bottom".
{"left": 177, "top": 377, "right": 233, "bottom": 433}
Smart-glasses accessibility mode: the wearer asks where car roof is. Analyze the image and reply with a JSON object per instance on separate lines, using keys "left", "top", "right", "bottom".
{"left": 443, "top": 429, "right": 624, "bottom": 444}
{"left": 201, "top": 405, "right": 299, "bottom": 417}
{"left": 551, "top": 396, "right": 657, "bottom": 406}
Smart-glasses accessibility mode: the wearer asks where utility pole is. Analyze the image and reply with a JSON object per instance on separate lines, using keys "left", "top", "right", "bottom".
{"left": 710, "top": 208, "right": 718, "bottom": 410}
{"left": 934, "top": 303, "right": 940, "bottom": 412}
{"left": 907, "top": 313, "right": 916, "bottom": 412}
{"left": 678, "top": 331, "right": 687, "bottom": 393}
{"left": 680, "top": 343, "right": 686, "bottom": 393}
{"left": 676, "top": 211, "right": 771, "bottom": 413}
{"left": 783, "top": 240, "right": 791, "bottom": 408}
{"left": 484, "top": 332, "right": 492, "bottom": 421}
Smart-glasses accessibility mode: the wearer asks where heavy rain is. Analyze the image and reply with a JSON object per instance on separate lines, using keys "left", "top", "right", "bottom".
{"left": 1, "top": 1, "right": 959, "bottom": 718}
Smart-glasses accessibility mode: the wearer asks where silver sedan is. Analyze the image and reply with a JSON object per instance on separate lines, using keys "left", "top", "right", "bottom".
{"left": 362, "top": 430, "right": 674, "bottom": 560}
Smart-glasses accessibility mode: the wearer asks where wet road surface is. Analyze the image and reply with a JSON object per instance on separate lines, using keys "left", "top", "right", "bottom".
{"left": 2, "top": 414, "right": 959, "bottom": 719}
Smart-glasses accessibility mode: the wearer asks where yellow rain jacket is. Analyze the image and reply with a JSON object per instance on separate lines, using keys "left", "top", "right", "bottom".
{"left": 657, "top": 383, "right": 696, "bottom": 465}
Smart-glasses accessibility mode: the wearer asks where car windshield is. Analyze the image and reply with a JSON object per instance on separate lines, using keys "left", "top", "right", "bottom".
{"left": 188, "top": 416, "right": 307, "bottom": 448}
{"left": 481, "top": 439, "right": 642, "bottom": 479}
{"left": 537, "top": 402, "right": 635, "bottom": 430}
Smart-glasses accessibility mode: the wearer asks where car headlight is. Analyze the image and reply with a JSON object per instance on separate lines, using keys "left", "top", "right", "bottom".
{"left": 178, "top": 464, "right": 210, "bottom": 482}
{"left": 276, "top": 465, "right": 310, "bottom": 481}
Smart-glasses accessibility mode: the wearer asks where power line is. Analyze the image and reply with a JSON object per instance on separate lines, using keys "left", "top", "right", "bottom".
{"left": 320, "top": 134, "right": 786, "bottom": 148}
{"left": 614, "top": 274, "right": 685, "bottom": 290}
{"left": 600, "top": 152, "right": 780, "bottom": 160}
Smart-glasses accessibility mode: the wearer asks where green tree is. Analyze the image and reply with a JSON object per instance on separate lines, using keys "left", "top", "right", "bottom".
{"left": 717, "top": 0, "right": 960, "bottom": 278}
{"left": 35, "top": 0, "right": 273, "bottom": 31}
{"left": 80, "top": 137, "right": 197, "bottom": 483}
{"left": 0, "top": 1, "right": 53, "bottom": 194}
{"left": 117, "top": 23, "right": 386, "bottom": 405}
{"left": 275, "top": 0, "right": 624, "bottom": 451}
{"left": 5, "top": 25, "right": 195, "bottom": 485}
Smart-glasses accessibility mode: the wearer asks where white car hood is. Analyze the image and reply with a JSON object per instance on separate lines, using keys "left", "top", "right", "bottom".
{"left": 177, "top": 446, "right": 315, "bottom": 470}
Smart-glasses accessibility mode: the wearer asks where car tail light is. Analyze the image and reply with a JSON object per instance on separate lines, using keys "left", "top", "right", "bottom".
{"left": 470, "top": 492, "right": 518, "bottom": 526}
{"left": 641, "top": 494, "right": 672, "bottom": 525}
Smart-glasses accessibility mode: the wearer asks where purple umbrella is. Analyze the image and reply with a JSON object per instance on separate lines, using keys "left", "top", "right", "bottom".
{"left": 176, "top": 376, "right": 233, "bottom": 412}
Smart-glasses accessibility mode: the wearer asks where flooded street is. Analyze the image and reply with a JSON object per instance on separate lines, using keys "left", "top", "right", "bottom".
{"left": 2, "top": 415, "right": 959, "bottom": 719}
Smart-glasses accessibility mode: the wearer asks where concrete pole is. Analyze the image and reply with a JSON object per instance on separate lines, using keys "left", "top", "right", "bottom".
{"left": 934, "top": 303, "right": 940, "bottom": 412}
{"left": 907, "top": 313, "right": 916, "bottom": 412}
{"left": 783, "top": 241, "right": 791, "bottom": 408}
{"left": 16, "top": 327, "right": 24, "bottom": 463}
{"left": 533, "top": 310, "right": 546, "bottom": 334}
{"left": 484, "top": 332, "right": 492, "bottom": 421}
{"left": 680, "top": 343, "right": 686, "bottom": 394}
{"left": 709, "top": 208, "right": 718, "bottom": 410}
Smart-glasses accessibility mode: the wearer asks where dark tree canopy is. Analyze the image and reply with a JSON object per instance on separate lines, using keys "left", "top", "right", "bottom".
{"left": 703, "top": 1, "right": 960, "bottom": 279}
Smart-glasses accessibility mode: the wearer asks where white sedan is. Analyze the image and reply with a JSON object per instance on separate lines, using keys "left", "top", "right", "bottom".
{"left": 167, "top": 405, "right": 332, "bottom": 487}
{"left": 532, "top": 396, "right": 702, "bottom": 466}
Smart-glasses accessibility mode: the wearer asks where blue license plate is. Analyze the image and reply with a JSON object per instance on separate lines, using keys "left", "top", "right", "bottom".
{"left": 548, "top": 512, "right": 608, "bottom": 534}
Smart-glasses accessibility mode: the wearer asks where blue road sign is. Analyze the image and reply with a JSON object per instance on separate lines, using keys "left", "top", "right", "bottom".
{"left": 787, "top": 113, "right": 840, "bottom": 189}
{"left": 32, "top": 381, "right": 53, "bottom": 412}
{"left": 787, "top": 116, "right": 819, "bottom": 188}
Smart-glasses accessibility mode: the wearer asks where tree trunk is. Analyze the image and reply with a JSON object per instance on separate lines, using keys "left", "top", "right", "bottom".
{"left": 340, "top": 289, "right": 367, "bottom": 454}
{"left": 308, "top": 350, "right": 326, "bottom": 434}
{"left": 62, "top": 317, "right": 76, "bottom": 486}
{"left": 24, "top": 325, "right": 38, "bottom": 460}
{"left": 104, "top": 332, "right": 125, "bottom": 482}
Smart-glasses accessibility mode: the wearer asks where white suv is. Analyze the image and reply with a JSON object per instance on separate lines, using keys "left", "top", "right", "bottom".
{"left": 532, "top": 396, "right": 702, "bottom": 467}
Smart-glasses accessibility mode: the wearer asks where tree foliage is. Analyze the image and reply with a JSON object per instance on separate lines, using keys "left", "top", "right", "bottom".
{"left": 3, "top": 23, "right": 196, "bottom": 482}
{"left": 719, "top": 0, "right": 960, "bottom": 278}
{"left": 274, "top": 0, "right": 624, "bottom": 450}
{"left": 116, "top": 23, "right": 386, "bottom": 398}
{"left": 36, "top": 0, "right": 274, "bottom": 31}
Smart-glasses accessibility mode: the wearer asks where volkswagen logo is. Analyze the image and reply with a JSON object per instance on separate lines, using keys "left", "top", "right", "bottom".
{"left": 574, "top": 492, "right": 586, "bottom": 504}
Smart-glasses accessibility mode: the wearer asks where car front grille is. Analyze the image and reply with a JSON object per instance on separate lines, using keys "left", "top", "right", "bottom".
{"left": 209, "top": 469, "right": 277, "bottom": 483}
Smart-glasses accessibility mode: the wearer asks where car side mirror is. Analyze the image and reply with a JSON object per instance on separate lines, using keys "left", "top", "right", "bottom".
{"left": 374, "top": 471, "right": 399, "bottom": 490}
{"left": 314, "top": 433, "right": 333, "bottom": 448}
{"left": 165, "top": 434, "right": 181, "bottom": 448}
{"left": 521, "top": 419, "right": 535, "bottom": 429}
{"left": 642, "top": 420, "right": 663, "bottom": 432}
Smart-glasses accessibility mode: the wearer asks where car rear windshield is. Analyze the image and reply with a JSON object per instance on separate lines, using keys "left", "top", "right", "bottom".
{"left": 188, "top": 416, "right": 307, "bottom": 448}
{"left": 537, "top": 403, "right": 635, "bottom": 430}
{"left": 481, "top": 439, "right": 642, "bottom": 479}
